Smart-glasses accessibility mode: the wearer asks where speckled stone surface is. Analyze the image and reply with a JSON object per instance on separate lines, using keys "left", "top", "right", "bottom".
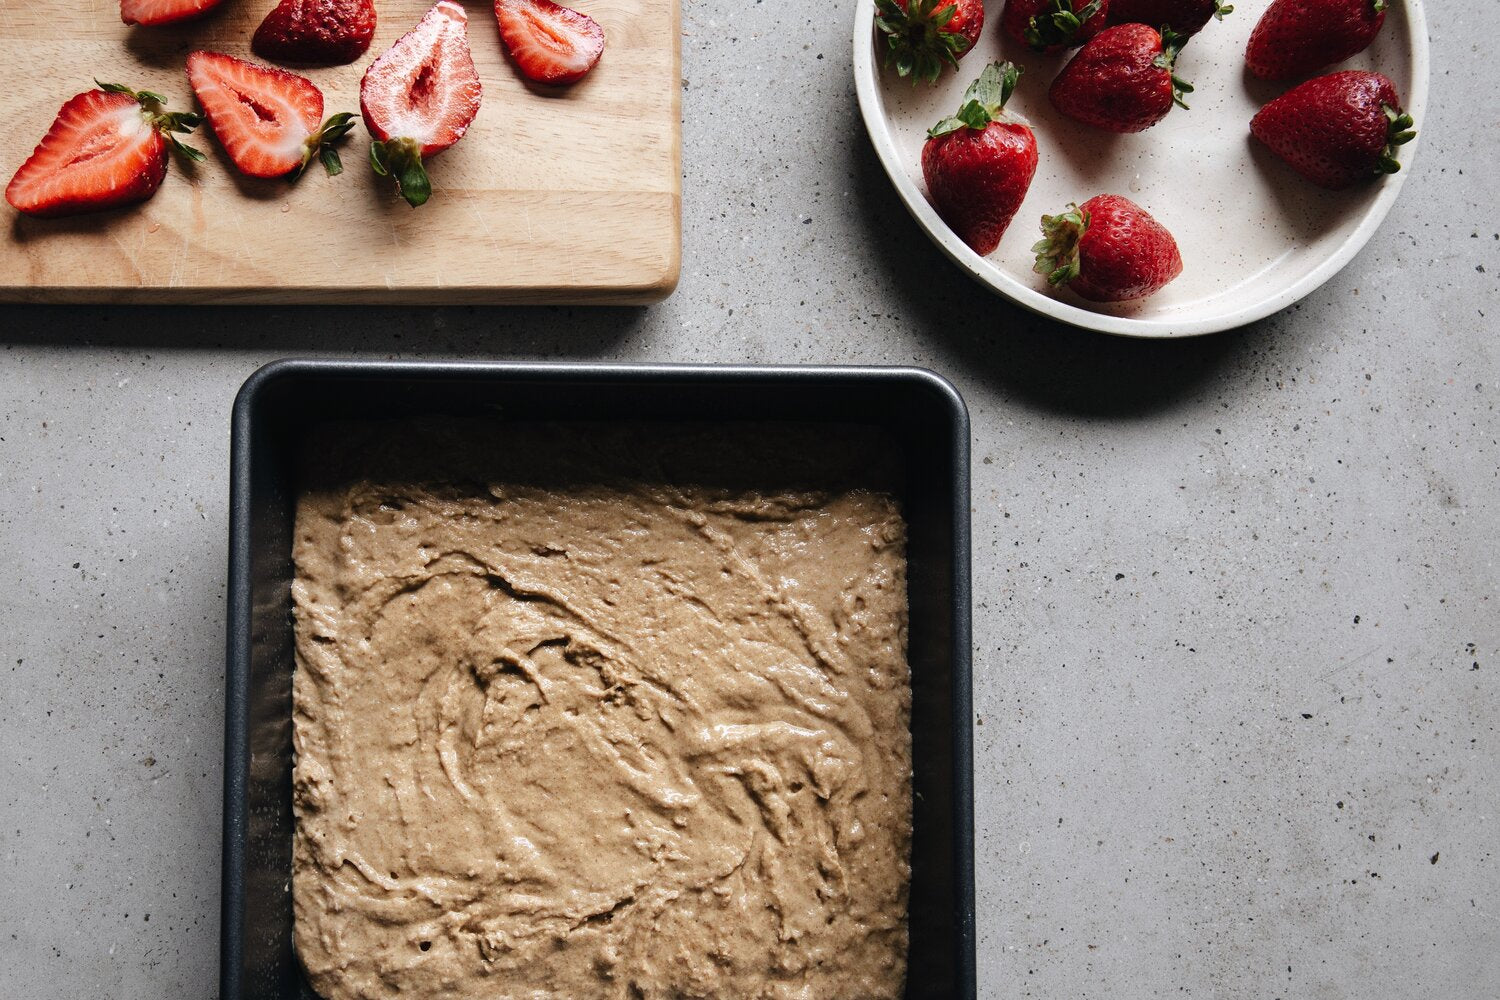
{"left": 0, "top": 4, "right": 1494, "bottom": 998}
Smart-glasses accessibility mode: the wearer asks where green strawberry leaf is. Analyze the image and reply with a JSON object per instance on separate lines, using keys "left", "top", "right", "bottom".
{"left": 168, "top": 135, "right": 206, "bottom": 163}
{"left": 371, "top": 138, "right": 432, "bottom": 208}
{"left": 876, "top": 0, "right": 971, "bottom": 84}
{"left": 1032, "top": 204, "right": 1090, "bottom": 287}
{"left": 927, "top": 61, "right": 1024, "bottom": 135}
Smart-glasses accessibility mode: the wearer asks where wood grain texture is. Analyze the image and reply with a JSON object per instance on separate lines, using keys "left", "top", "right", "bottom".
{"left": 0, "top": 0, "right": 679, "bottom": 303}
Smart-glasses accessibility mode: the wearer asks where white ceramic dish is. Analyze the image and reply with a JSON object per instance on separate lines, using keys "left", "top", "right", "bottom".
{"left": 853, "top": 0, "right": 1429, "bottom": 337}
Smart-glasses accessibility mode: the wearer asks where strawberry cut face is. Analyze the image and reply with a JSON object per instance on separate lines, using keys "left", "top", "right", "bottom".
{"left": 361, "top": 0, "right": 482, "bottom": 156}
{"left": 188, "top": 51, "right": 325, "bottom": 178}
{"left": 494, "top": 0, "right": 606, "bottom": 85}
{"left": 121, "top": 0, "right": 222, "bottom": 27}
{"left": 6, "top": 90, "right": 168, "bottom": 218}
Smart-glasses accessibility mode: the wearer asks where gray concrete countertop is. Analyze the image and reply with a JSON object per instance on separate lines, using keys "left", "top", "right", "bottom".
{"left": 1, "top": 4, "right": 1494, "bottom": 998}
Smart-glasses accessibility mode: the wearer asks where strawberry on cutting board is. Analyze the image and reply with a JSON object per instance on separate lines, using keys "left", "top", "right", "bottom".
{"left": 6, "top": 83, "right": 203, "bottom": 218}
{"left": 361, "top": 0, "right": 482, "bottom": 207}
{"left": 921, "top": 61, "right": 1039, "bottom": 257}
{"left": 1108, "top": 0, "right": 1231, "bottom": 36}
{"left": 1032, "top": 194, "right": 1182, "bottom": 302}
{"left": 1049, "top": 23, "right": 1193, "bottom": 133}
{"left": 1251, "top": 70, "right": 1415, "bottom": 190}
{"left": 875, "top": 0, "right": 984, "bottom": 84}
{"left": 1245, "top": 0, "right": 1385, "bottom": 81}
{"left": 253, "top": 0, "right": 378, "bottom": 66}
{"left": 121, "top": 0, "right": 221, "bottom": 27}
{"left": 494, "top": 0, "right": 605, "bottom": 85}
{"left": 1002, "top": 0, "right": 1109, "bottom": 55}
{"left": 187, "top": 51, "right": 355, "bottom": 179}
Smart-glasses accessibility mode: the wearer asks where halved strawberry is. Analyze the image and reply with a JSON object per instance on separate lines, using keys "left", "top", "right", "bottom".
{"left": 252, "top": 0, "right": 378, "bottom": 67}
{"left": 494, "top": 0, "right": 605, "bottom": 85}
{"left": 7, "top": 83, "right": 203, "bottom": 218}
{"left": 361, "top": 1, "right": 482, "bottom": 207}
{"left": 121, "top": 0, "right": 221, "bottom": 27}
{"left": 187, "top": 51, "right": 355, "bottom": 179}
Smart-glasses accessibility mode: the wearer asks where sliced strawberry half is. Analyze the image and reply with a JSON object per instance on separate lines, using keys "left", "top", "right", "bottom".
{"left": 121, "top": 0, "right": 222, "bottom": 27}
{"left": 187, "top": 51, "right": 355, "bottom": 179}
{"left": 7, "top": 83, "right": 203, "bottom": 218}
{"left": 360, "top": 0, "right": 482, "bottom": 207}
{"left": 494, "top": 0, "right": 604, "bottom": 84}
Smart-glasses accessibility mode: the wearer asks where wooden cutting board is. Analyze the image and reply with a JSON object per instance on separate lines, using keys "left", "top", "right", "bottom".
{"left": 0, "top": 0, "right": 679, "bottom": 303}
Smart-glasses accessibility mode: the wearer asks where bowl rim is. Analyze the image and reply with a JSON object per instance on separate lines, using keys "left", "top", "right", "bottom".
{"left": 851, "top": 0, "right": 1431, "bottom": 339}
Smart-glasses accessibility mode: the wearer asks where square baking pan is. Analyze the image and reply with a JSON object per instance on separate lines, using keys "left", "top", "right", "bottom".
{"left": 222, "top": 360, "right": 975, "bottom": 999}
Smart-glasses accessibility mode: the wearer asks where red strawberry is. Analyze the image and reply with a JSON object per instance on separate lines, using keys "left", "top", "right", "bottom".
{"left": 494, "top": 0, "right": 605, "bottom": 85}
{"left": 1032, "top": 194, "right": 1182, "bottom": 302}
{"left": 875, "top": 0, "right": 984, "bottom": 84}
{"left": 187, "top": 51, "right": 355, "bottom": 179}
{"left": 1002, "top": 0, "right": 1109, "bottom": 55}
{"left": 6, "top": 83, "right": 203, "bottom": 218}
{"left": 1108, "top": 0, "right": 1231, "bottom": 36}
{"left": 252, "top": 0, "right": 377, "bottom": 66}
{"left": 1250, "top": 70, "right": 1414, "bottom": 190}
{"left": 1245, "top": 0, "right": 1385, "bottom": 80}
{"left": 121, "top": 0, "right": 221, "bottom": 26}
{"left": 922, "top": 62, "right": 1039, "bottom": 256}
{"left": 361, "top": 0, "right": 482, "bottom": 208}
{"left": 1049, "top": 23, "right": 1193, "bottom": 133}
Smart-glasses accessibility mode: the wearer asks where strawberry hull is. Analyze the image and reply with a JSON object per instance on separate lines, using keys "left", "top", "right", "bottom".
{"left": 1001, "top": 0, "right": 1109, "bottom": 54}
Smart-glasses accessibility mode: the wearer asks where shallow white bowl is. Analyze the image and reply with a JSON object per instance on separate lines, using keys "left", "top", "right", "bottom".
{"left": 853, "top": 0, "right": 1429, "bottom": 337}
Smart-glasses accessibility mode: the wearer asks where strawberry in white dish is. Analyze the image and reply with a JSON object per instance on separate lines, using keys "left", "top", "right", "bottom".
{"left": 187, "top": 51, "right": 355, "bottom": 179}
{"left": 361, "top": 0, "right": 482, "bottom": 207}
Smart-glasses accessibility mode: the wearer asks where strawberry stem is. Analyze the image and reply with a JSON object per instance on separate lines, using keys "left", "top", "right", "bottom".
{"left": 927, "top": 61, "right": 1022, "bottom": 138}
{"left": 1377, "top": 103, "right": 1416, "bottom": 175}
{"left": 297, "top": 112, "right": 358, "bottom": 180}
{"left": 1152, "top": 28, "right": 1194, "bottom": 110}
{"left": 1032, "top": 204, "right": 1090, "bottom": 287}
{"left": 95, "top": 79, "right": 205, "bottom": 161}
{"left": 1022, "top": 0, "right": 1101, "bottom": 52}
{"left": 875, "top": 0, "right": 972, "bottom": 85}
{"left": 1213, "top": 0, "right": 1233, "bottom": 18}
{"left": 370, "top": 137, "right": 432, "bottom": 208}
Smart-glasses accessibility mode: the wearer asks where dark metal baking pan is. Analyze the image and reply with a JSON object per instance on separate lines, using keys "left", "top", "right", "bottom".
{"left": 222, "top": 360, "right": 974, "bottom": 999}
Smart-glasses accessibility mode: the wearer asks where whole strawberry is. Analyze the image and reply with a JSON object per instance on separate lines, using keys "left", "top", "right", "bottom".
{"left": 1032, "top": 194, "right": 1182, "bottom": 301}
{"left": 1002, "top": 0, "right": 1109, "bottom": 54}
{"left": 1049, "top": 24, "right": 1193, "bottom": 133}
{"left": 875, "top": 0, "right": 984, "bottom": 84}
{"left": 922, "top": 62, "right": 1039, "bottom": 256}
{"left": 253, "top": 0, "right": 378, "bottom": 66}
{"left": 1108, "top": 0, "right": 1231, "bottom": 36}
{"left": 1245, "top": 0, "right": 1385, "bottom": 80}
{"left": 1251, "top": 70, "right": 1414, "bottom": 189}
